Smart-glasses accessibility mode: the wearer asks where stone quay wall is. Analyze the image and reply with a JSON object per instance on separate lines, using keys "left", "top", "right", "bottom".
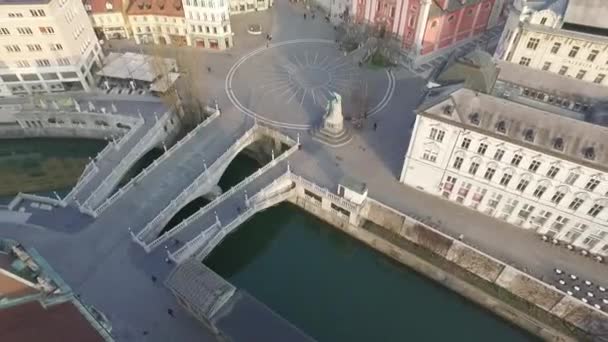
{"left": 286, "top": 176, "right": 608, "bottom": 342}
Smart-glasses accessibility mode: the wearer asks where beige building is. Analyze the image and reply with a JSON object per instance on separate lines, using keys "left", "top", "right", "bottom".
{"left": 0, "top": 0, "right": 102, "bottom": 97}
{"left": 84, "top": 0, "right": 131, "bottom": 40}
{"left": 229, "top": 0, "right": 271, "bottom": 14}
{"left": 401, "top": 52, "right": 608, "bottom": 257}
{"left": 495, "top": 0, "right": 608, "bottom": 87}
{"left": 183, "top": 0, "right": 232, "bottom": 49}
{"left": 127, "top": 0, "right": 188, "bottom": 46}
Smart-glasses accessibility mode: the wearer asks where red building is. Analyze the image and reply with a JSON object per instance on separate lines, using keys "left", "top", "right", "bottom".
{"left": 352, "top": 0, "right": 507, "bottom": 61}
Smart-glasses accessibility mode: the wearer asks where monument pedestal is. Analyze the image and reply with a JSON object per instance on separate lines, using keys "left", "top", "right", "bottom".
{"left": 311, "top": 91, "right": 352, "bottom": 147}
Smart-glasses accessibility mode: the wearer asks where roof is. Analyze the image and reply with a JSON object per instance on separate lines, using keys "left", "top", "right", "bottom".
{"left": 340, "top": 175, "right": 367, "bottom": 194}
{"left": 84, "top": 0, "right": 124, "bottom": 13}
{"left": 0, "top": 301, "right": 105, "bottom": 342}
{"left": 126, "top": 0, "right": 184, "bottom": 17}
{"left": 418, "top": 87, "right": 608, "bottom": 173}
{"left": 165, "top": 259, "right": 235, "bottom": 320}
{"left": 429, "top": 0, "right": 485, "bottom": 17}
{"left": 97, "top": 52, "right": 178, "bottom": 83}
{"left": 526, "top": 0, "right": 568, "bottom": 15}
{"left": 496, "top": 61, "right": 608, "bottom": 99}
{"left": 434, "top": 50, "right": 498, "bottom": 94}
{"left": 564, "top": 0, "right": 608, "bottom": 30}
{"left": 522, "top": 21, "right": 608, "bottom": 44}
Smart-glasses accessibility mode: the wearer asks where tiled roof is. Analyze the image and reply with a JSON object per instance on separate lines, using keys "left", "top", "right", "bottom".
{"left": 85, "top": 0, "right": 124, "bottom": 14}
{"left": 127, "top": 0, "right": 184, "bottom": 17}
{"left": 0, "top": 301, "right": 105, "bottom": 342}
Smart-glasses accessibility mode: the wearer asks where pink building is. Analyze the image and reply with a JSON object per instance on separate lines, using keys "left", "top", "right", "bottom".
{"left": 352, "top": 0, "right": 507, "bottom": 60}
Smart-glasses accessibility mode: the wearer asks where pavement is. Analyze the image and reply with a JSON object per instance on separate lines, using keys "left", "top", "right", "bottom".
{"left": 1, "top": 0, "right": 608, "bottom": 340}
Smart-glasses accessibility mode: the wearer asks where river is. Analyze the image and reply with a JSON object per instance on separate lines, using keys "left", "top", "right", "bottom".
{"left": 2, "top": 138, "right": 538, "bottom": 341}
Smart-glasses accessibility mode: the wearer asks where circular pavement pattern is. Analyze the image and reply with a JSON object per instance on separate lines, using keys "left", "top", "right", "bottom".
{"left": 226, "top": 39, "right": 395, "bottom": 130}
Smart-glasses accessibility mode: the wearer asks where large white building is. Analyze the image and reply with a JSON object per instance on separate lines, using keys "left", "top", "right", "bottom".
{"left": 401, "top": 56, "right": 608, "bottom": 257}
{"left": 183, "top": 0, "right": 232, "bottom": 49}
{"left": 0, "top": 0, "right": 102, "bottom": 96}
{"left": 495, "top": 0, "right": 608, "bottom": 87}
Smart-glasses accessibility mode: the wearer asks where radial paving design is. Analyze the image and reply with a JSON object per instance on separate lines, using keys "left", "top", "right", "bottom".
{"left": 226, "top": 39, "right": 395, "bottom": 129}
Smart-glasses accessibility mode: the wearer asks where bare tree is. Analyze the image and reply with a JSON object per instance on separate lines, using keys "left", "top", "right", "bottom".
{"left": 350, "top": 81, "right": 369, "bottom": 130}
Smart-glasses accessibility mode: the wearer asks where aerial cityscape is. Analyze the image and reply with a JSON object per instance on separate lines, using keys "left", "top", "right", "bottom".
{"left": 0, "top": 0, "right": 607, "bottom": 340}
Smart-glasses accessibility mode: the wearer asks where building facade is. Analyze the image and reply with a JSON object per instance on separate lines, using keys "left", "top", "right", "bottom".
{"left": 183, "top": 0, "right": 232, "bottom": 49}
{"left": 495, "top": 0, "right": 608, "bottom": 87}
{"left": 229, "top": 0, "right": 272, "bottom": 14}
{"left": 127, "top": 0, "right": 188, "bottom": 46}
{"left": 0, "top": 0, "right": 102, "bottom": 97}
{"left": 84, "top": 0, "right": 131, "bottom": 40}
{"left": 401, "top": 78, "right": 608, "bottom": 257}
{"left": 351, "top": 0, "right": 508, "bottom": 60}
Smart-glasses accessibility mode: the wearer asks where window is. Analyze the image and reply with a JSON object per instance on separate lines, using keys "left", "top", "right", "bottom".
{"left": 587, "top": 50, "right": 599, "bottom": 62}
{"left": 558, "top": 66, "right": 568, "bottom": 75}
{"left": 551, "top": 216, "right": 569, "bottom": 231}
{"left": 564, "top": 173, "right": 578, "bottom": 186}
{"left": 528, "top": 160, "right": 541, "bottom": 172}
{"left": 546, "top": 166, "right": 560, "bottom": 178}
{"left": 526, "top": 38, "right": 540, "bottom": 50}
{"left": 422, "top": 149, "right": 437, "bottom": 162}
{"left": 519, "top": 57, "right": 531, "bottom": 66}
{"left": 477, "top": 143, "right": 488, "bottom": 155}
{"left": 533, "top": 185, "right": 547, "bottom": 198}
{"left": 5, "top": 45, "right": 20, "bottom": 52}
{"left": 429, "top": 128, "right": 445, "bottom": 142}
{"left": 15, "top": 60, "right": 29, "bottom": 68}
{"left": 487, "top": 193, "right": 502, "bottom": 208}
{"left": 461, "top": 138, "right": 471, "bottom": 149}
{"left": 0, "top": 28, "right": 9, "bottom": 35}
{"left": 585, "top": 178, "right": 600, "bottom": 191}
{"left": 576, "top": 70, "right": 586, "bottom": 80}
{"left": 453, "top": 157, "right": 463, "bottom": 170}
{"left": 569, "top": 197, "right": 584, "bottom": 211}
{"left": 50, "top": 44, "right": 63, "bottom": 51}
{"left": 550, "top": 42, "right": 561, "bottom": 54}
{"left": 540, "top": 17, "right": 547, "bottom": 25}
{"left": 493, "top": 149, "right": 505, "bottom": 161}
{"left": 57, "top": 58, "right": 70, "bottom": 66}
{"left": 594, "top": 74, "right": 606, "bottom": 84}
{"left": 518, "top": 204, "right": 535, "bottom": 219}
{"left": 499, "top": 173, "right": 513, "bottom": 186}
{"left": 542, "top": 62, "right": 551, "bottom": 71}
{"left": 484, "top": 167, "right": 496, "bottom": 181}
{"left": 30, "top": 9, "right": 46, "bottom": 16}
{"left": 39, "top": 26, "right": 55, "bottom": 34}
{"left": 588, "top": 204, "right": 604, "bottom": 218}
{"left": 16, "top": 27, "right": 33, "bottom": 35}
{"left": 516, "top": 179, "right": 530, "bottom": 192}
{"left": 523, "top": 129, "right": 535, "bottom": 142}
{"left": 511, "top": 154, "right": 522, "bottom": 166}
{"left": 568, "top": 46, "right": 579, "bottom": 58}
{"left": 551, "top": 191, "right": 565, "bottom": 204}
{"left": 468, "top": 162, "right": 480, "bottom": 175}
{"left": 431, "top": 20, "right": 437, "bottom": 28}
{"left": 27, "top": 44, "right": 42, "bottom": 51}
{"left": 496, "top": 121, "right": 506, "bottom": 133}
{"left": 35, "top": 59, "right": 50, "bottom": 67}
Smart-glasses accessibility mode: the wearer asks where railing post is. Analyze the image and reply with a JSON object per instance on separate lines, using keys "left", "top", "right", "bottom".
{"left": 215, "top": 211, "right": 221, "bottom": 227}
{"left": 297, "top": 132, "right": 300, "bottom": 145}
{"left": 245, "top": 190, "right": 249, "bottom": 208}
{"left": 203, "top": 160, "right": 208, "bottom": 175}
{"left": 271, "top": 149, "right": 275, "bottom": 161}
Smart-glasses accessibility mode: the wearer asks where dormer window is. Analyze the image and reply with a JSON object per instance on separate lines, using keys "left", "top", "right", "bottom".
{"left": 158, "top": 0, "right": 165, "bottom": 8}
{"left": 584, "top": 147, "right": 596, "bottom": 160}
{"left": 523, "top": 128, "right": 535, "bottom": 142}
{"left": 173, "top": 0, "right": 182, "bottom": 9}
{"left": 496, "top": 120, "right": 506, "bottom": 133}
{"left": 553, "top": 137, "right": 564, "bottom": 151}
{"left": 105, "top": 0, "right": 113, "bottom": 10}
{"left": 442, "top": 105, "right": 453, "bottom": 116}
{"left": 469, "top": 112, "right": 480, "bottom": 125}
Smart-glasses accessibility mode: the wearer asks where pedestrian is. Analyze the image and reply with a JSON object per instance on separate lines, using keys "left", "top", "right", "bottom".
{"left": 143, "top": 331, "right": 149, "bottom": 336}
{"left": 167, "top": 308, "right": 174, "bottom": 317}
{"left": 373, "top": 122, "right": 377, "bottom": 131}
{"left": 207, "top": 66, "right": 211, "bottom": 73}
{"left": 174, "top": 238, "right": 180, "bottom": 245}
{"left": 303, "top": 13, "right": 307, "bottom": 20}
{"left": 237, "top": 206, "right": 241, "bottom": 214}
{"left": 151, "top": 275, "right": 157, "bottom": 282}
{"left": 312, "top": 13, "right": 315, "bottom": 19}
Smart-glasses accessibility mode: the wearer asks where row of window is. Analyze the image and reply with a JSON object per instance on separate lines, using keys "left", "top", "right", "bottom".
{"left": 185, "top": 0, "right": 225, "bottom": 8}
{"left": 0, "top": 26, "right": 56, "bottom": 36}
{"left": 187, "top": 10, "right": 227, "bottom": 22}
{"left": 131, "top": 16, "right": 184, "bottom": 24}
{"left": 527, "top": 38, "right": 608, "bottom": 64}
{"left": 519, "top": 57, "right": 606, "bottom": 84}
{"left": 4, "top": 44, "right": 64, "bottom": 53}
{"left": 135, "top": 26, "right": 186, "bottom": 35}
{"left": 444, "top": 176, "right": 608, "bottom": 245}
{"left": 6, "top": 10, "right": 45, "bottom": 18}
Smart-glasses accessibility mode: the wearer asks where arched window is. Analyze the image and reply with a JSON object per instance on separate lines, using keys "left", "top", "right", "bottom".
{"left": 553, "top": 137, "right": 564, "bottom": 151}
{"left": 469, "top": 112, "right": 480, "bottom": 125}
{"left": 583, "top": 147, "right": 596, "bottom": 160}
{"left": 523, "top": 128, "right": 535, "bottom": 142}
{"left": 496, "top": 120, "right": 507, "bottom": 133}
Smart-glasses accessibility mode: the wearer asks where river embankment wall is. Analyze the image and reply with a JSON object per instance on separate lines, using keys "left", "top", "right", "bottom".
{"left": 286, "top": 177, "right": 608, "bottom": 342}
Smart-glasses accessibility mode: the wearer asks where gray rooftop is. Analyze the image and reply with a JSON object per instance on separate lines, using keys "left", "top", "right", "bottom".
{"left": 418, "top": 86, "right": 608, "bottom": 173}
{"left": 433, "top": 50, "right": 498, "bottom": 94}
{"left": 564, "top": 0, "right": 608, "bottom": 30}
{"left": 526, "top": 0, "right": 568, "bottom": 15}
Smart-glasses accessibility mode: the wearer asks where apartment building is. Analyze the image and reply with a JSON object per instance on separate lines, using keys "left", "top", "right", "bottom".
{"left": 401, "top": 55, "right": 608, "bottom": 256}
{"left": 183, "top": 0, "right": 232, "bottom": 49}
{"left": 351, "top": 0, "right": 508, "bottom": 62}
{"left": 84, "top": 0, "right": 131, "bottom": 40}
{"left": 228, "top": 0, "right": 272, "bottom": 14}
{"left": 0, "top": 0, "right": 102, "bottom": 97}
{"left": 495, "top": 0, "right": 608, "bottom": 87}
{"left": 127, "top": 0, "right": 188, "bottom": 46}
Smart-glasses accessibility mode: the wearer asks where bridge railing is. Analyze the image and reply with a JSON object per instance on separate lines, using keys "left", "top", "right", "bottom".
{"left": 7, "top": 193, "right": 64, "bottom": 211}
{"left": 168, "top": 220, "right": 223, "bottom": 264}
{"left": 139, "top": 141, "right": 299, "bottom": 248}
{"left": 80, "top": 111, "right": 173, "bottom": 213}
{"left": 92, "top": 110, "right": 222, "bottom": 217}
{"left": 290, "top": 174, "right": 359, "bottom": 212}
{"left": 63, "top": 116, "right": 144, "bottom": 205}
{"left": 136, "top": 123, "right": 260, "bottom": 242}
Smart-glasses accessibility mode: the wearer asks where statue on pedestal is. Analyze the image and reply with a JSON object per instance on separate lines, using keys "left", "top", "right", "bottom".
{"left": 322, "top": 91, "right": 344, "bottom": 133}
